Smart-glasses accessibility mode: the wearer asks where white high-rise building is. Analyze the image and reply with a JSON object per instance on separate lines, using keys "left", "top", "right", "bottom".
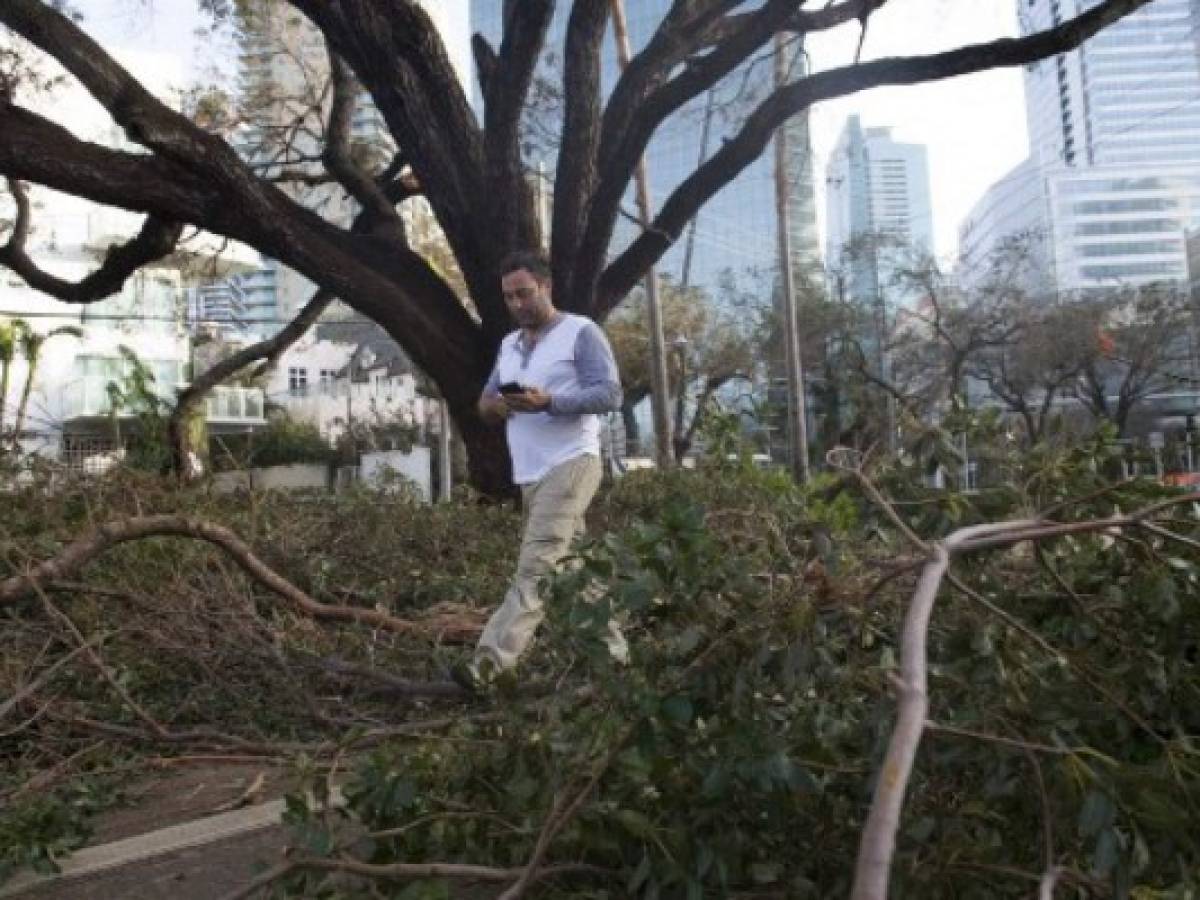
{"left": 825, "top": 115, "right": 934, "bottom": 306}
{"left": 1022, "top": 0, "right": 1200, "bottom": 170}
{"left": 957, "top": 159, "right": 1054, "bottom": 295}
{"left": 960, "top": 0, "right": 1200, "bottom": 295}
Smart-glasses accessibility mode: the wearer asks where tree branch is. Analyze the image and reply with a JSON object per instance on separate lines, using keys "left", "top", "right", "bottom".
{"left": 0, "top": 104, "right": 481, "bottom": 399}
{"left": 0, "top": 514, "right": 485, "bottom": 641}
{"left": 0, "top": 105, "right": 217, "bottom": 225}
{"left": 220, "top": 857, "right": 611, "bottom": 900}
{"left": 0, "top": 177, "right": 182, "bottom": 303}
{"left": 322, "top": 52, "right": 405, "bottom": 239}
{"left": 485, "top": 0, "right": 554, "bottom": 170}
{"left": 287, "top": 0, "right": 493, "bottom": 311}
{"left": 0, "top": 0, "right": 284, "bottom": 208}
{"left": 472, "top": 33, "right": 499, "bottom": 101}
{"left": 551, "top": 0, "right": 609, "bottom": 303}
{"left": 167, "top": 288, "right": 335, "bottom": 478}
{"left": 477, "top": 0, "right": 552, "bottom": 307}
{"left": 499, "top": 726, "right": 636, "bottom": 900}
{"left": 594, "top": 0, "right": 1154, "bottom": 314}
{"left": 849, "top": 488, "right": 1200, "bottom": 899}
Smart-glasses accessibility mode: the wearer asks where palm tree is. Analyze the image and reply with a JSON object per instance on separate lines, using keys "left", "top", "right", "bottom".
{"left": 11, "top": 324, "right": 83, "bottom": 450}
{"left": 0, "top": 319, "right": 30, "bottom": 436}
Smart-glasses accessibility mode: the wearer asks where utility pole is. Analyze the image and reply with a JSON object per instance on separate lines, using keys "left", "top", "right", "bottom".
{"left": 610, "top": 0, "right": 673, "bottom": 469}
{"left": 773, "top": 32, "right": 811, "bottom": 482}
{"left": 437, "top": 399, "right": 452, "bottom": 501}
{"left": 680, "top": 89, "right": 716, "bottom": 289}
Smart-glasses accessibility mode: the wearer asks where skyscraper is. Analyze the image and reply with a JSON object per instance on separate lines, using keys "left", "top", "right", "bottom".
{"left": 825, "top": 115, "right": 934, "bottom": 306}
{"left": 960, "top": 0, "right": 1200, "bottom": 294}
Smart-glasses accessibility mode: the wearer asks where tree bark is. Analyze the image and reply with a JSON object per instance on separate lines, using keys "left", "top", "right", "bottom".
{"left": 456, "top": 412, "right": 517, "bottom": 501}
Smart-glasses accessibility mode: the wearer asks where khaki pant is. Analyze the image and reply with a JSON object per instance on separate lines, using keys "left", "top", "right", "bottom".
{"left": 474, "top": 453, "right": 628, "bottom": 672}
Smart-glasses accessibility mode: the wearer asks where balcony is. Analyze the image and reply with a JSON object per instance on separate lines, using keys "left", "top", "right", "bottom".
{"left": 61, "top": 377, "right": 266, "bottom": 427}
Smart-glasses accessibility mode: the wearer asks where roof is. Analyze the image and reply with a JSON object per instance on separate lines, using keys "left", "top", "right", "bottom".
{"left": 315, "top": 321, "right": 415, "bottom": 380}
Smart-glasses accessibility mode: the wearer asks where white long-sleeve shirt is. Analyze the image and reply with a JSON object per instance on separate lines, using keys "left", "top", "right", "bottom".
{"left": 484, "top": 314, "right": 622, "bottom": 484}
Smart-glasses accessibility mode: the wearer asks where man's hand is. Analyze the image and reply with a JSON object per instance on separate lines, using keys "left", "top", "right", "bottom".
{"left": 506, "top": 387, "right": 552, "bottom": 413}
{"left": 478, "top": 393, "right": 512, "bottom": 424}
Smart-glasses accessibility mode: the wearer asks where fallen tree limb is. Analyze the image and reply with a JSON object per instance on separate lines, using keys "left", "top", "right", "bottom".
{"left": 836, "top": 451, "right": 1200, "bottom": 900}
{"left": 48, "top": 710, "right": 311, "bottom": 755}
{"left": 0, "top": 514, "right": 484, "bottom": 640}
{"left": 219, "top": 856, "right": 614, "bottom": 900}
{"left": 497, "top": 733, "right": 633, "bottom": 900}
{"left": 0, "top": 630, "right": 110, "bottom": 721}
{"left": 303, "top": 653, "right": 470, "bottom": 699}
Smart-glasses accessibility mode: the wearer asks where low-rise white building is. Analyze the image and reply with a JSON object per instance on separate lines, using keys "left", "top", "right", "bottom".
{"left": 264, "top": 323, "right": 434, "bottom": 447}
{"left": 1, "top": 210, "right": 266, "bottom": 465}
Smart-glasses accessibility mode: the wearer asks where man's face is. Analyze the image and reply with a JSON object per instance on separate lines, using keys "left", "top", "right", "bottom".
{"left": 502, "top": 268, "right": 555, "bottom": 329}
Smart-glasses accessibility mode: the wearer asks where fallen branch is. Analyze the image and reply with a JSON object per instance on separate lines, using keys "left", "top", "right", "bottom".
{"left": 498, "top": 733, "right": 633, "bottom": 900}
{"left": 48, "top": 710, "right": 310, "bottom": 755}
{"left": 850, "top": 539, "right": 949, "bottom": 900}
{"left": 0, "top": 630, "right": 110, "bottom": 721}
{"left": 219, "top": 856, "right": 613, "bottom": 900}
{"left": 925, "top": 720, "right": 1106, "bottom": 759}
{"left": 0, "top": 514, "right": 484, "bottom": 640}
{"left": 835, "top": 451, "right": 1200, "bottom": 899}
{"left": 303, "top": 653, "right": 470, "bottom": 699}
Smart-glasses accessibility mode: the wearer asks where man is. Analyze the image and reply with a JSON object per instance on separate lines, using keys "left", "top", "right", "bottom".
{"left": 460, "top": 249, "right": 626, "bottom": 687}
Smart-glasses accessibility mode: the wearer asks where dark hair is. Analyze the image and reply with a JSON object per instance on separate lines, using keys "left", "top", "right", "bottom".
{"left": 499, "top": 249, "right": 551, "bottom": 283}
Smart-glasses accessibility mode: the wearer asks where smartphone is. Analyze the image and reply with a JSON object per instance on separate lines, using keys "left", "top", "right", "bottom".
{"left": 498, "top": 381, "right": 525, "bottom": 396}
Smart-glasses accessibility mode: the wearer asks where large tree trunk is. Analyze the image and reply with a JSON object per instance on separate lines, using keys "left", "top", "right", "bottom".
{"left": 621, "top": 402, "right": 641, "bottom": 457}
{"left": 456, "top": 412, "right": 516, "bottom": 500}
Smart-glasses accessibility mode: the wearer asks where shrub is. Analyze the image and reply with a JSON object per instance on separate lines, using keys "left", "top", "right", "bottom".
{"left": 212, "top": 415, "right": 336, "bottom": 470}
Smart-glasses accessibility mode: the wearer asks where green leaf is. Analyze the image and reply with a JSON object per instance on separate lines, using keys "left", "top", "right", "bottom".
{"left": 660, "top": 695, "right": 694, "bottom": 726}
{"left": 748, "top": 861, "right": 782, "bottom": 884}
{"left": 671, "top": 626, "right": 704, "bottom": 657}
{"left": 905, "top": 816, "right": 936, "bottom": 842}
{"left": 695, "top": 842, "right": 715, "bottom": 878}
{"left": 629, "top": 851, "right": 652, "bottom": 893}
{"left": 701, "top": 765, "right": 730, "bottom": 800}
{"left": 397, "top": 881, "right": 450, "bottom": 900}
{"left": 1079, "top": 790, "right": 1116, "bottom": 839}
{"left": 615, "top": 808, "right": 656, "bottom": 839}
{"left": 1091, "top": 826, "right": 1121, "bottom": 877}
{"left": 971, "top": 623, "right": 996, "bottom": 657}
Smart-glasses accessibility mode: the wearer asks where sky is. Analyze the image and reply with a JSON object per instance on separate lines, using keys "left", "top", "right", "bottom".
{"left": 53, "top": 0, "right": 1032, "bottom": 262}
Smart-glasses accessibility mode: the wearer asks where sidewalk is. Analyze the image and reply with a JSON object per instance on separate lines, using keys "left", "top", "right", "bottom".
{"left": 1, "top": 765, "right": 332, "bottom": 900}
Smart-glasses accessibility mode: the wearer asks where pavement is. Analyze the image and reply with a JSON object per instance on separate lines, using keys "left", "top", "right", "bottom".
{"left": 1, "top": 789, "right": 343, "bottom": 900}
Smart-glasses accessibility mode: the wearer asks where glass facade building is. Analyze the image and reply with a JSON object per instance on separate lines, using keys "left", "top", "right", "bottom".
{"left": 825, "top": 116, "right": 934, "bottom": 306}
{"left": 961, "top": 0, "right": 1200, "bottom": 294}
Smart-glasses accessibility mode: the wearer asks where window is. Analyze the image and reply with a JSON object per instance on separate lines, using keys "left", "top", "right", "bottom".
{"left": 1075, "top": 219, "right": 1179, "bottom": 236}
{"left": 1079, "top": 261, "right": 1183, "bottom": 279}
{"left": 1078, "top": 239, "right": 1181, "bottom": 258}
{"left": 319, "top": 369, "right": 336, "bottom": 394}
{"left": 288, "top": 367, "right": 308, "bottom": 396}
{"left": 1071, "top": 197, "right": 1179, "bottom": 214}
